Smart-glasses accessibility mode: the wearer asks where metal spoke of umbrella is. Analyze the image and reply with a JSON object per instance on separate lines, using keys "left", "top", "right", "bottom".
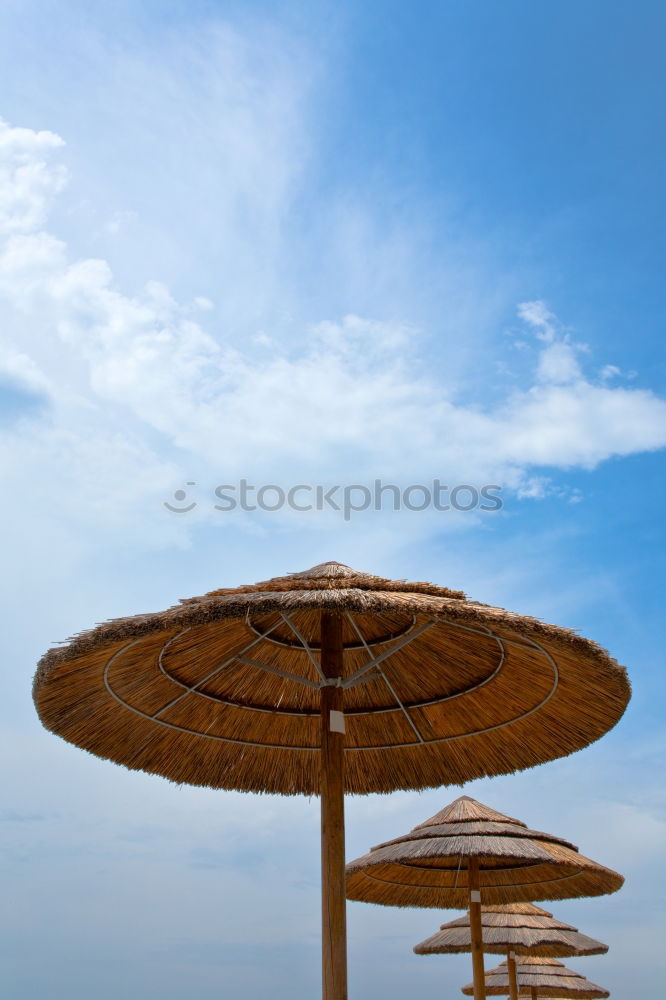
{"left": 340, "top": 618, "right": 436, "bottom": 688}
{"left": 280, "top": 611, "right": 326, "bottom": 682}
{"left": 34, "top": 561, "right": 631, "bottom": 1000}
{"left": 152, "top": 618, "right": 283, "bottom": 717}
{"left": 344, "top": 611, "right": 426, "bottom": 743}
{"left": 234, "top": 654, "right": 322, "bottom": 688}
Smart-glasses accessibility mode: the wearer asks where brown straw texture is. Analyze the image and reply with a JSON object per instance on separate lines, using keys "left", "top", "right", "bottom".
{"left": 414, "top": 902, "right": 608, "bottom": 956}
{"left": 346, "top": 796, "right": 623, "bottom": 907}
{"left": 461, "top": 957, "right": 610, "bottom": 998}
{"left": 33, "top": 562, "right": 630, "bottom": 796}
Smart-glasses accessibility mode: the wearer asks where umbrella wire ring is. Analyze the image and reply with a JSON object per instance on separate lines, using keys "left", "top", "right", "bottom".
{"left": 104, "top": 638, "right": 321, "bottom": 750}
{"left": 335, "top": 618, "right": 508, "bottom": 717}
{"left": 357, "top": 864, "right": 584, "bottom": 893}
{"left": 103, "top": 624, "right": 560, "bottom": 751}
{"left": 110, "top": 623, "right": 554, "bottom": 733}
{"left": 245, "top": 613, "right": 419, "bottom": 650}
{"left": 153, "top": 614, "right": 445, "bottom": 705}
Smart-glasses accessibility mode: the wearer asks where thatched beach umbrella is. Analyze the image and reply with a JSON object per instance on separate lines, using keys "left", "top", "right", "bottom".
{"left": 33, "top": 562, "right": 629, "bottom": 1000}
{"left": 461, "top": 956, "right": 610, "bottom": 998}
{"left": 346, "top": 796, "right": 622, "bottom": 1000}
{"left": 414, "top": 902, "right": 608, "bottom": 1000}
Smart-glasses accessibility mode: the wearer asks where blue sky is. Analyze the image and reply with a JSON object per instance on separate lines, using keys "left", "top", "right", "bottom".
{"left": 1, "top": 2, "right": 665, "bottom": 998}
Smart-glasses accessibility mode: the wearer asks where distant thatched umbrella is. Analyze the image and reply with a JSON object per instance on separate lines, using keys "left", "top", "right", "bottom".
{"left": 346, "top": 796, "right": 622, "bottom": 1000}
{"left": 414, "top": 902, "right": 608, "bottom": 1000}
{"left": 461, "top": 956, "right": 610, "bottom": 998}
{"left": 33, "top": 562, "right": 629, "bottom": 1000}
{"left": 415, "top": 902, "right": 608, "bottom": 957}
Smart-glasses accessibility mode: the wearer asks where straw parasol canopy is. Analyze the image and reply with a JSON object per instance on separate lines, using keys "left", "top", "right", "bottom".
{"left": 461, "top": 956, "right": 610, "bottom": 998}
{"left": 346, "top": 796, "right": 623, "bottom": 908}
{"left": 33, "top": 562, "right": 629, "bottom": 1000}
{"left": 346, "top": 795, "right": 622, "bottom": 1000}
{"left": 34, "top": 562, "right": 629, "bottom": 796}
{"left": 414, "top": 903, "right": 609, "bottom": 957}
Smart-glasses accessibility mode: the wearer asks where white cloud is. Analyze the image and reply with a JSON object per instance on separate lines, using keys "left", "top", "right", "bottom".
{"left": 0, "top": 119, "right": 66, "bottom": 235}
{"left": 536, "top": 339, "right": 582, "bottom": 383}
{"left": 1, "top": 120, "right": 666, "bottom": 554}
{"left": 516, "top": 476, "right": 551, "bottom": 499}
{"left": 517, "top": 298, "right": 558, "bottom": 341}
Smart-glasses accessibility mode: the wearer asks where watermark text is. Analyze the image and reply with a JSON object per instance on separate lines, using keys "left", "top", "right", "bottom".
{"left": 164, "top": 479, "right": 503, "bottom": 520}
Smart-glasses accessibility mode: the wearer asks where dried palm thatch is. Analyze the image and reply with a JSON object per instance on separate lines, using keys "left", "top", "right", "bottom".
{"left": 461, "top": 957, "right": 610, "bottom": 998}
{"left": 346, "top": 795, "right": 623, "bottom": 908}
{"left": 34, "top": 561, "right": 629, "bottom": 796}
{"left": 414, "top": 903, "right": 608, "bottom": 956}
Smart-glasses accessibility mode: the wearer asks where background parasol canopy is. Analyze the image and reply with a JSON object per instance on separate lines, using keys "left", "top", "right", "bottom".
{"left": 413, "top": 902, "right": 608, "bottom": 957}
{"left": 345, "top": 795, "right": 624, "bottom": 907}
{"left": 33, "top": 562, "right": 630, "bottom": 796}
{"left": 461, "top": 956, "right": 610, "bottom": 998}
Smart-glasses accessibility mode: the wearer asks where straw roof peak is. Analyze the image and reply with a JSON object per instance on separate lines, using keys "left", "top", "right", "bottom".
{"left": 285, "top": 561, "right": 371, "bottom": 580}
{"left": 478, "top": 903, "right": 554, "bottom": 916}
{"left": 415, "top": 796, "right": 526, "bottom": 830}
{"left": 202, "top": 562, "right": 469, "bottom": 599}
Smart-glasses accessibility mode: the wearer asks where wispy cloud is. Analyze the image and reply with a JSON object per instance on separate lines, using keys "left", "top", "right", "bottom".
{"left": 2, "top": 119, "right": 665, "bottom": 557}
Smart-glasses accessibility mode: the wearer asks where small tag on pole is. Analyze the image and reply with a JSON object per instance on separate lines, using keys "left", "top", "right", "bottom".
{"left": 509, "top": 951, "right": 516, "bottom": 960}
{"left": 329, "top": 710, "right": 345, "bottom": 734}
{"left": 470, "top": 890, "right": 481, "bottom": 903}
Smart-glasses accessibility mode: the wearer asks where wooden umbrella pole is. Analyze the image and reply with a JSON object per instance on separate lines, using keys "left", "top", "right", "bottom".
{"left": 506, "top": 949, "right": 519, "bottom": 1000}
{"left": 320, "top": 612, "right": 347, "bottom": 1000}
{"left": 468, "top": 858, "right": 486, "bottom": 1000}
{"left": 531, "top": 989, "right": 538, "bottom": 1000}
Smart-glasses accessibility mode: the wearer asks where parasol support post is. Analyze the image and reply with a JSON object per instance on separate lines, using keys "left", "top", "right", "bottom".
{"left": 531, "top": 989, "right": 538, "bottom": 1000}
{"left": 320, "top": 612, "right": 348, "bottom": 1000}
{"left": 468, "top": 858, "right": 486, "bottom": 1000}
{"left": 507, "top": 949, "right": 519, "bottom": 1000}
